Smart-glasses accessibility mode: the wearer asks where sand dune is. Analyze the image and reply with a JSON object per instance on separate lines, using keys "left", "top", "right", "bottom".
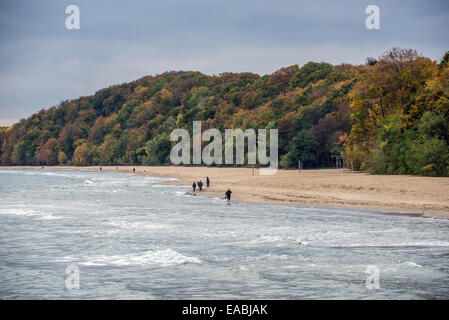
{"left": 4, "top": 166, "right": 449, "bottom": 219}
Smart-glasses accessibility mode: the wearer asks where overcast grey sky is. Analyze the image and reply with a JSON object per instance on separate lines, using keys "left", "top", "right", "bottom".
{"left": 0, "top": 0, "right": 448, "bottom": 126}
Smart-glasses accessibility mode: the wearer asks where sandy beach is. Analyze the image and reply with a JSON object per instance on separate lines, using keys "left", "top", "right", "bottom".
{"left": 3, "top": 165, "right": 449, "bottom": 219}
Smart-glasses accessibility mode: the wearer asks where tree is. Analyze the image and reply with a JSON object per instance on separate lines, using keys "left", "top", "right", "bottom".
{"left": 36, "top": 137, "right": 59, "bottom": 165}
{"left": 58, "top": 151, "right": 68, "bottom": 165}
{"left": 440, "top": 51, "right": 449, "bottom": 69}
{"left": 281, "top": 130, "right": 318, "bottom": 168}
{"left": 289, "top": 62, "right": 332, "bottom": 89}
{"left": 2, "top": 49, "right": 446, "bottom": 176}
{"left": 146, "top": 134, "right": 171, "bottom": 165}
{"left": 73, "top": 141, "right": 97, "bottom": 165}
{"left": 365, "top": 57, "right": 378, "bottom": 66}
{"left": 346, "top": 48, "right": 439, "bottom": 171}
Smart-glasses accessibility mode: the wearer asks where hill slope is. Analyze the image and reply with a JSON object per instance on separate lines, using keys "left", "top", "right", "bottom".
{"left": 1, "top": 48, "right": 448, "bottom": 176}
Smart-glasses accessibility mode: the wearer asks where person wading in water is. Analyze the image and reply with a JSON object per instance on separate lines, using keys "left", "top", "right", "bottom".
{"left": 192, "top": 182, "right": 197, "bottom": 193}
{"left": 225, "top": 188, "right": 232, "bottom": 204}
{"left": 206, "top": 177, "right": 210, "bottom": 187}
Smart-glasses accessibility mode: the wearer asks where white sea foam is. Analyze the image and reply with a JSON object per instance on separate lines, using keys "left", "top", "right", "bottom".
{"left": 59, "top": 249, "right": 201, "bottom": 267}
{"left": 249, "top": 235, "right": 307, "bottom": 245}
{"left": 230, "top": 265, "right": 250, "bottom": 273}
{"left": 250, "top": 235, "right": 283, "bottom": 243}
{"left": 327, "top": 241, "right": 449, "bottom": 248}
{"left": 253, "top": 254, "right": 289, "bottom": 261}
{"left": 0, "top": 208, "right": 62, "bottom": 220}
{"left": 0, "top": 208, "right": 37, "bottom": 216}
{"left": 3, "top": 168, "right": 449, "bottom": 299}
{"left": 0, "top": 170, "right": 86, "bottom": 179}
{"left": 402, "top": 261, "right": 422, "bottom": 268}
{"left": 106, "top": 220, "right": 172, "bottom": 231}
{"left": 282, "top": 265, "right": 301, "bottom": 269}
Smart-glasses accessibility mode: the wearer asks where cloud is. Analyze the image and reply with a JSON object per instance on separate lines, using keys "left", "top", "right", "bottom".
{"left": 0, "top": 0, "right": 448, "bottom": 123}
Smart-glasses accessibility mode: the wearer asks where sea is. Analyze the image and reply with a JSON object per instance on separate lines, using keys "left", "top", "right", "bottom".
{"left": 0, "top": 168, "right": 448, "bottom": 299}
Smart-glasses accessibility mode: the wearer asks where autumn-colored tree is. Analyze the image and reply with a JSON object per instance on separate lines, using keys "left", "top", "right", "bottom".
{"left": 1, "top": 50, "right": 446, "bottom": 176}
{"left": 35, "top": 137, "right": 59, "bottom": 165}
{"left": 345, "top": 48, "right": 448, "bottom": 175}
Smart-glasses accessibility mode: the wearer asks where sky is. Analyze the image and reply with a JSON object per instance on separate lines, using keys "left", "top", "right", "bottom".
{"left": 0, "top": 0, "right": 448, "bottom": 126}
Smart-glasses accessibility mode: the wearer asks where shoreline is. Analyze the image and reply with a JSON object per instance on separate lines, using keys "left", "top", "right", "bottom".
{"left": 2, "top": 165, "right": 449, "bottom": 220}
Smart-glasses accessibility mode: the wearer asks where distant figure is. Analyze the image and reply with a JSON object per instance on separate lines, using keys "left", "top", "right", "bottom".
{"left": 41, "top": 166, "right": 44, "bottom": 169}
{"left": 206, "top": 177, "right": 210, "bottom": 187}
{"left": 99, "top": 167, "right": 102, "bottom": 171}
{"left": 225, "top": 188, "right": 232, "bottom": 203}
{"left": 116, "top": 166, "right": 118, "bottom": 171}
{"left": 192, "top": 182, "right": 197, "bottom": 192}
{"left": 133, "top": 168, "right": 136, "bottom": 173}
{"left": 198, "top": 180, "right": 203, "bottom": 191}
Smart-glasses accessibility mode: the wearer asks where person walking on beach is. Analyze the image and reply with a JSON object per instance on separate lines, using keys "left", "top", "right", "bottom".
{"left": 192, "top": 182, "right": 197, "bottom": 192}
{"left": 225, "top": 188, "right": 232, "bottom": 204}
{"left": 206, "top": 177, "right": 210, "bottom": 187}
{"left": 198, "top": 180, "right": 203, "bottom": 191}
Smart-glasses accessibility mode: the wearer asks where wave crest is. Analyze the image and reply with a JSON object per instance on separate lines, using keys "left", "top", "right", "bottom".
{"left": 58, "top": 249, "right": 201, "bottom": 267}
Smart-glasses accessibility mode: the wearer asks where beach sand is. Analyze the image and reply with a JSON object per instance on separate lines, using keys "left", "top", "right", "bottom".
{"left": 3, "top": 165, "right": 449, "bottom": 219}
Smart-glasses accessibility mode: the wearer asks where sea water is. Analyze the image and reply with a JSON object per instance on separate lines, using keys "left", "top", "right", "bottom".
{"left": 0, "top": 169, "right": 448, "bottom": 299}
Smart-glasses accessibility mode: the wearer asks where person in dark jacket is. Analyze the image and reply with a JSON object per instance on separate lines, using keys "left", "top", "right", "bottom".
{"left": 206, "top": 177, "right": 210, "bottom": 187}
{"left": 225, "top": 188, "right": 232, "bottom": 203}
{"left": 192, "top": 182, "right": 197, "bottom": 192}
{"left": 198, "top": 180, "right": 203, "bottom": 191}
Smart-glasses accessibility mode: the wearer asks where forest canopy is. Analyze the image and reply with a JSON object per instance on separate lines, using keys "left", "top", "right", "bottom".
{"left": 1, "top": 48, "right": 448, "bottom": 176}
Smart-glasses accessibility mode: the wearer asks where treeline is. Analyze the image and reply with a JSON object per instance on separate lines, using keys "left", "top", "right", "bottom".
{"left": 1, "top": 48, "right": 448, "bottom": 176}
{"left": 345, "top": 48, "right": 449, "bottom": 176}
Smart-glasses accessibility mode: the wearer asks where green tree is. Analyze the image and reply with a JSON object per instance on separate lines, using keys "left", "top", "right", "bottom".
{"left": 146, "top": 134, "right": 171, "bottom": 165}
{"left": 289, "top": 62, "right": 332, "bottom": 89}
{"left": 281, "top": 130, "right": 318, "bottom": 168}
{"left": 440, "top": 51, "right": 449, "bottom": 69}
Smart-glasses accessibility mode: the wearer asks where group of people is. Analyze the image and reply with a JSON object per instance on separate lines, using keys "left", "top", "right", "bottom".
{"left": 192, "top": 177, "right": 210, "bottom": 192}
{"left": 191, "top": 177, "right": 232, "bottom": 204}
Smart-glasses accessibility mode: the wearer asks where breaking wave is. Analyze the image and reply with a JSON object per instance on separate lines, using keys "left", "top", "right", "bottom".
{"left": 57, "top": 249, "right": 201, "bottom": 267}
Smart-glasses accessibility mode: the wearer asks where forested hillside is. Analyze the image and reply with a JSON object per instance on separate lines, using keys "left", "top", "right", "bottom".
{"left": 1, "top": 48, "right": 448, "bottom": 176}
